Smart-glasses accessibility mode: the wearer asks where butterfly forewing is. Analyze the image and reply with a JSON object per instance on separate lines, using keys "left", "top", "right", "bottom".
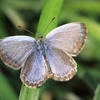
{"left": 0, "top": 36, "right": 37, "bottom": 69}
{"left": 45, "top": 22, "right": 87, "bottom": 56}
{"left": 20, "top": 49, "right": 48, "bottom": 88}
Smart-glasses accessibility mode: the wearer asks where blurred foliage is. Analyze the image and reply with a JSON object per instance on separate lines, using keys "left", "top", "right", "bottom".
{"left": 0, "top": 0, "right": 100, "bottom": 100}
{"left": 93, "top": 84, "right": 100, "bottom": 100}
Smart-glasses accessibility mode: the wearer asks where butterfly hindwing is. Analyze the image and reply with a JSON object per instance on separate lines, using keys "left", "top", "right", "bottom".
{"left": 45, "top": 47, "right": 77, "bottom": 81}
{"left": 20, "top": 49, "right": 48, "bottom": 88}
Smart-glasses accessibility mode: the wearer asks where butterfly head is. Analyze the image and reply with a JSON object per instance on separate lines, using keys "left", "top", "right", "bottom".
{"left": 37, "top": 34, "right": 45, "bottom": 47}
{"left": 37, "top": 34, "right": 43, "bottom": 41}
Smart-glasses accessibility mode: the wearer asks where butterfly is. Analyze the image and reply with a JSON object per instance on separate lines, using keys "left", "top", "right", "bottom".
{"left": 0, "top": 22, "right": 87, "bottom": 88}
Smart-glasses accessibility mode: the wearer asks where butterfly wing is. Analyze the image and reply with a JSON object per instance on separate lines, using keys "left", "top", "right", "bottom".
{"left": 0, "top": 36, "right": 37, "bottom": 69}
{"left": 20, "top": 49, "right": 48, "bottom": 88}
{"left": 45, "top": 47, "right": 76, "bottom": 81}
{"left": 44, "top": 22, "right": 87, "bottom": 80}
{"left": 45, "top": 22, "right": 87, "bottom": 56}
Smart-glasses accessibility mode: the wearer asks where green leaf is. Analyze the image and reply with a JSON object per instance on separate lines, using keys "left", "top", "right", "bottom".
{"left": 77, "top": 64, "right": 100, "bottom": 91}
{"left": 18, "top": 0, "right": 64, "bottom": 100}
{"left": 0, "top": 71, "right": 17, "bottom": 100}
{"left": 93, "top": 84, "right": 100, "bottom": 100}
{"left": 35, "top": 0, "right": 64, "bottom": 38}
{"left": 18, "top": 84, "right": 40, "bottom": 100}
{"left": 0, "top": 10, "right": 17, "bottom": 100}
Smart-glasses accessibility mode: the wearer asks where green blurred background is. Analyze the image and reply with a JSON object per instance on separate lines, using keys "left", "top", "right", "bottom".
{"left": 0, "top": 0, "right": 100, "bottom": 100}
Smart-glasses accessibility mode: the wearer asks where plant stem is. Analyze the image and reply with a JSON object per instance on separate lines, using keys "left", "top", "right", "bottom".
{"left": 18, "top": 84, "right": 40, "bottom": 100}
{"left": 18, "top": 0, "right": 64, "bottom": 100}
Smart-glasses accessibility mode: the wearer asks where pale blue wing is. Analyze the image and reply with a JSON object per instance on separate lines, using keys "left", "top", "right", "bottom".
{"left": 45, "top": 47, "right": 77, "bottom": 81}
{"left": 45, "top": 22, "right": 87, "bottom": 56}
{"left": 20, "top": 49, "right": 48, "bottom": 88}
{"left": 0, "top": 36, "right": 37, "bottom": 69}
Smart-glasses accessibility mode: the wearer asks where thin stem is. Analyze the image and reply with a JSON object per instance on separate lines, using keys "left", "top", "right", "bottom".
{"left": 18, "top": 84, "right": 40, "bottom": 100}
{"left": 18, "top": 0, "right": 64, "bottom": 100}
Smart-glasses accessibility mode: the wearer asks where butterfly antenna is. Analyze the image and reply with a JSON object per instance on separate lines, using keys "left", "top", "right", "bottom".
{"left": 41, "top": 16, "right": 56, "bottom": 36}
{"left": 17, "top": 26, "right": 34, "bottom": 35}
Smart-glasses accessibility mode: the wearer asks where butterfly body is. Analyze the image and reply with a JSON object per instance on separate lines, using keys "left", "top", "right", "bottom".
{"left": 37, "top": 37, "right": 46, "bottom": 54}
{"left": 0, "top": 22, "right": 87, "bottom": 88}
